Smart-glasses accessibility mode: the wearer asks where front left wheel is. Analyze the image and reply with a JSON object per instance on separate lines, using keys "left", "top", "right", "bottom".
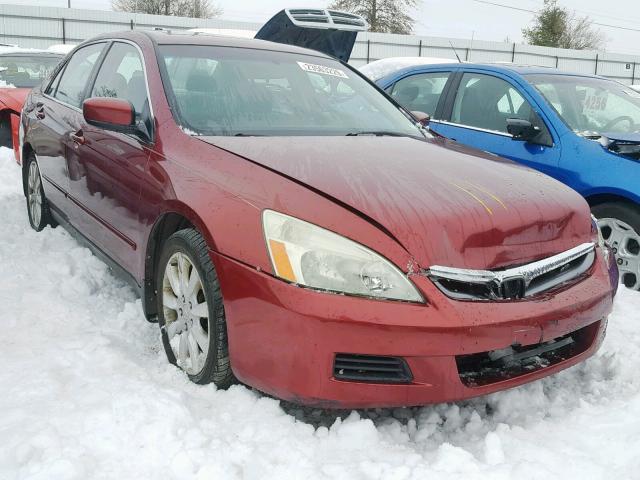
{"left": 156, "top": 228, "right": 235, "bottom": 387}
{"left": 25, "top": 154, "right": 54, "bottom": 231}
{"left": 592, "top": 202, "right": 640, "bottom": 291}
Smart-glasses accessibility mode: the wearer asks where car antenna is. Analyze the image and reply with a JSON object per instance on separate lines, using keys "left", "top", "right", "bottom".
{"left": 449, "top": 41, "right": 462, "bottom": 63}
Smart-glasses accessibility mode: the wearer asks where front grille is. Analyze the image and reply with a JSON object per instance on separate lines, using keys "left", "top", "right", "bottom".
{"left": 287, "top": 9, "right": 368, "bottom": 29}
{"left": 428, "top": 242, "right": 595, "bottom": 301}
{"left": 333, "top": 354, "right": 413, "bottom": 383}
{"left": 289, "top": 9, "right": 330, "bottom": 24}
{"left": 456, "top": 321, "right": 599, "bottom": 387}
{"left": 327, "top": 10, "right": 368, "bottom": 28}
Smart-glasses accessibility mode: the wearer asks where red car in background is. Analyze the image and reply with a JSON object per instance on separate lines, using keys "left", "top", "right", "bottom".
{"left": 20, "top": 10, "right": 618, "bottom": 408}
{"left": 0, "top": 48, "right": 64, "bottom": 163}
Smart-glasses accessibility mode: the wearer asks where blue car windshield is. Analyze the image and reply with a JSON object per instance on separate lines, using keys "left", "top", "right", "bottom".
{"left": 158, "top": 45, "right": 423, "bottom": 137}
{"left": 528, "top": 74, "right": 640, "bottom": 137}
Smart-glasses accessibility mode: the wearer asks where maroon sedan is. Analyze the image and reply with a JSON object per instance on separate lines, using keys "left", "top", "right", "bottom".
{"left": 20, "top": 29, "right": 618, "bottom": 408}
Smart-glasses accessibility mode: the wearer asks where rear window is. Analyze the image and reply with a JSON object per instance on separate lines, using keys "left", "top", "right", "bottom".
{"left": 0, "top": 54, "right": 62, "bottom": 88}
{"left": 158, "top": 45, "right": 420, "bottom": 137}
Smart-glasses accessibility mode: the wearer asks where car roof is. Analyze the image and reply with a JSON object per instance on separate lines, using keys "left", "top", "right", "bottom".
{"left": 87, "top": 29, "right": 334, "bottom": 60}
{"left": 478, "top": 63, "right": 601, "bottom": 78}
{"left": 374, "top": 58, "right": 607, "bottom": 84}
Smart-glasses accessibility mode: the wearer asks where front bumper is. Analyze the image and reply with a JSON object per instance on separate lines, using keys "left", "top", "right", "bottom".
{"left": 212, "top": 247, "right": 617, "bottom": 409}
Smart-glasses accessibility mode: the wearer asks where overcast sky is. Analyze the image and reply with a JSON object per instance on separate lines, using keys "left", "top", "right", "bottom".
{"left": 5, "top": 0, "right": 640, "bottom": 55}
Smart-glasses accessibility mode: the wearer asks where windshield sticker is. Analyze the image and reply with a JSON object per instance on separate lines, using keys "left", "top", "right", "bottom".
{"left": 583, "top": 94, "right": 608, "bottom": 111}
{"left": 297, "top": 62, "right": 349, "bottom": 79}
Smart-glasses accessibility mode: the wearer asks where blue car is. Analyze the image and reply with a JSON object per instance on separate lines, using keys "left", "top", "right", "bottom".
{"left": 361, "top": 59, "right": 640, "bottom": 291}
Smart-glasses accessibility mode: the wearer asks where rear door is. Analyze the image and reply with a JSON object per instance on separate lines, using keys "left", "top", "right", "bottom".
{"left": 32, "top": 42, "right": 106, "bottom": 213}
{"left": 434, "top": 70, "right": 561, "bottom": 176}
{"left": 385, "top": 70, "right": 455, "bottom": 121}
{"left": 68, "top": 40, "right": 152, "bottom": 277}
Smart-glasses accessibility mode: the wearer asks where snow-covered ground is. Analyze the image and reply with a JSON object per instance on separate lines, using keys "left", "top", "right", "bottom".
{"left": 1, "top": 146, "right": 639, "bottom": 480}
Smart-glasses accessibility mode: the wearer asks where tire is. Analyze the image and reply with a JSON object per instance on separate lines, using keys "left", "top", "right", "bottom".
{"left": 156, "top": 228, "right": 235, "bottom": 387}
{"left": 24, "top": 153, "right": 54, "bottom": 232}
{"left": 0, "top": 114, "right": 11, "bottom": 149}
{"left": 591, "top": 202, "right": 640, "bottom": 290}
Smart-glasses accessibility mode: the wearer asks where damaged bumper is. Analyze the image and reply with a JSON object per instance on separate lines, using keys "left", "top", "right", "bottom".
{"left": 212, "top": 246, "right": 617, "bottom": 409}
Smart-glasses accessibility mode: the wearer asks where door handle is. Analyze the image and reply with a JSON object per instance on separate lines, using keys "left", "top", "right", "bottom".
{"left": 70, "top": 131, "right": 85, "bottom": 146}
{"left": 35, "top": 106, "right": 45, "bottom": 119}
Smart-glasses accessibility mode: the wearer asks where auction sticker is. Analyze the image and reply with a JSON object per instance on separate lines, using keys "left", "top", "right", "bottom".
{"left": 297, "top": 62, "right": 349, "bottom": 78}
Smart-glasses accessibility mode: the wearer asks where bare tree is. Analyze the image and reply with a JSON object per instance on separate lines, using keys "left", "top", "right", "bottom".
{"left": 562, "top": 12, "right": 606, "bottom": 50}
{"left": 112, "top": 0, "right": 222, "bottom": 18}
{"left": 329, "top": 0, "right": 421, "bottom": 35}
{"left": 523, "top": 0, "right": 605, "bottom": 50}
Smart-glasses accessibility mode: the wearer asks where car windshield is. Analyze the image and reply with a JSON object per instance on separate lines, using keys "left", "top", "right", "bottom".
{"left": 158, "top": 45, "right": 422, "bottom": 137}
{"left": 0, "top": 55, "right": 62, "bottom": 88}
{"left": 528, "top": 74, "right": 640, "bottom": 137}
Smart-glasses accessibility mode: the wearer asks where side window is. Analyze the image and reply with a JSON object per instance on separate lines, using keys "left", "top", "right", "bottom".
{"left": 451, "top": 73, "right": 552, "bottom": 144}
{"left": 91, "top": 42, "right": 149, "bottom": 120}
{"left": 53, "top": 43, "right": 105, "bottom": 108}
{"left": 389, "top": 72, "right": 451, "bottom": 118}
{"left": 45, "top": 65, "right": 64, "bottom": 95}
{"left": 452, "top": 73, "right": 538, "bottom": 133}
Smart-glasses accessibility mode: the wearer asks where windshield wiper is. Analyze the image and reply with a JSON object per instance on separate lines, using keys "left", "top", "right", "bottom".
{"left": 345, "top": 131, "right": 414, "bottom": 137}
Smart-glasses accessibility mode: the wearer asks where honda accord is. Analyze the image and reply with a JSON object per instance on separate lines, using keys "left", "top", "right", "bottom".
{"left": 20, "top": 17, "right": 618, "bottom": 408}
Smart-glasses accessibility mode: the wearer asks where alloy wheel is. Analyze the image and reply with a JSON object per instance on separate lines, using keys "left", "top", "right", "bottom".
{"left": 162, "top": 252, "right": 210, "bottom": 375}
{"left": 598, "top": 217, "right": 640, "bottom": 290}
{"left": 27, "top": 160, "right": 43, "bottom": 228}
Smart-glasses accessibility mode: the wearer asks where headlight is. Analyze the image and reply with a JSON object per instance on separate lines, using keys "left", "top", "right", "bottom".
{"left": 262, "top": 210, "right": 424, "bottom": 302}
{"left": 591, "top": 215, "right": 605, "bottom": 248}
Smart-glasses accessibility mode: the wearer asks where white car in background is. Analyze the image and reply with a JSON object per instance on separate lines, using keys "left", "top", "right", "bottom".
{"left": 359, "top": 56, "right": 458, "bottom": 83}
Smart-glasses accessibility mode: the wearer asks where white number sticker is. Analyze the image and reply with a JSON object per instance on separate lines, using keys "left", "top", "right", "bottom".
{"left": 297, "top": 62, "right": 349, "bottom": 79}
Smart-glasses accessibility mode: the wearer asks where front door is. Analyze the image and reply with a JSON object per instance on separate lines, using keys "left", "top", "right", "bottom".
{"left": 67, "top": 41, "right": 152, "bottom": 278}
{"left": 432, "top": 71, "right": 561, "bottom": 177}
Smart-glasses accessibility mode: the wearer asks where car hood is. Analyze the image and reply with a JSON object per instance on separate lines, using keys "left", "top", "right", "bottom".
{"left": 0, "top": 87, "right": 30, "bottom": 111}
{"left": 200, "top": 136, "right": 591, "bottom": 270}
{"left": 254, "top": 9, "right": 366, "bottom": 62}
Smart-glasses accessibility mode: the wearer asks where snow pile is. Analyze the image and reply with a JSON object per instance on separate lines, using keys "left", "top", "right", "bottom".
{"left": 0, "top": 146, "right": 639, "bottom": 479}
{"left": 46, "top": 44, "right": 75, "bottom": 55}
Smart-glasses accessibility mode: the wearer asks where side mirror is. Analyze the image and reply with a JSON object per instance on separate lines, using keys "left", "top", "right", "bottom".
{"left": 411, "top": 110, "right": 431, "bottom": 128}
{"left": 507, "top": 118, "right": 540, "bottom": 142}
{"left": 83, "top": 97, "right": 152, "bottom": 143}
{"left": 83, "top": 97, "right": 135, "bottom": 130}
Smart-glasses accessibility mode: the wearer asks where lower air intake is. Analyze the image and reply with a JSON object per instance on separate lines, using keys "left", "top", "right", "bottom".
{"left": 334, "top": 354, "right": 413, "bottom": 383}
{"left": 456, "top": 321, "right": 599, "bottom": 387}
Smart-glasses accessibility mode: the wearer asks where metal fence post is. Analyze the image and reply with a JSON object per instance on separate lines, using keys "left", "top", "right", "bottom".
{"left": 130, "top": 19, "right": 134, "bottom": 29}
{"left": 366, "top": 39, "right": 370, "bottom": 63}
{"left": 511, "top": 42, "right": 516, "bottom": 62}
{"left": 595, "top": 53, "right": 599, "bottom": 74}
{"left": 61, "top": 17, "right": 66, "bottom": 44}
{"left": 632, "top": 62, "right": 637, "bottom": 85}
{"left": 418, "top": 39, "right": 422, "bottom": 57}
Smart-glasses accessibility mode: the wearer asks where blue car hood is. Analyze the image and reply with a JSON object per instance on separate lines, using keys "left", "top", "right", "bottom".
{"left": 598, "top": 132, "right": 640, "bottom": 160}
{"left": 600, "top": 132, "right": 640, "bottom": 144}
